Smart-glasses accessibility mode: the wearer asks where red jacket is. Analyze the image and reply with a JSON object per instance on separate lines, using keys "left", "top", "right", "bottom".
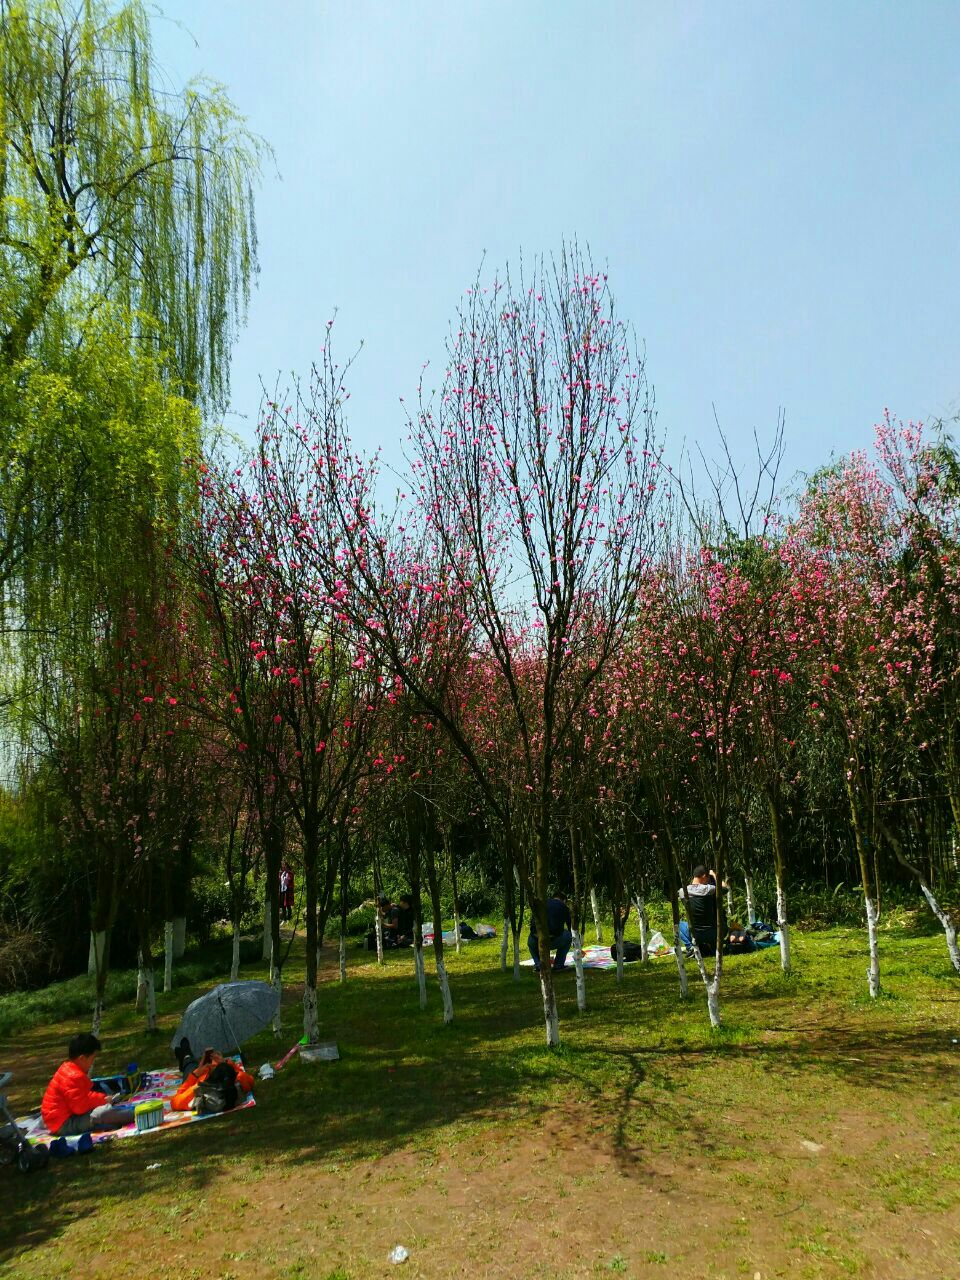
{"left": 42, "top": 1060, "right": 108, "bottom": 1133}
{"left": 170, "top": 1060, "right": 255, "bottom": 1111}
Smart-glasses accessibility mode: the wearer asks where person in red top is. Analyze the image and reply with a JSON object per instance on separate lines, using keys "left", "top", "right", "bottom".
{"left": 170, "top": 1042, "right": 254, "bottom": 1111}
{"left": 41, "top": 1033, "right": 130, "bottom": 1136}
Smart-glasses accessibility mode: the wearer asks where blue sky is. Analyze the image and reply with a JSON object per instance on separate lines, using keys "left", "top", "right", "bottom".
{"left": 151, "top": 1, "right": 960, "bottom": 487}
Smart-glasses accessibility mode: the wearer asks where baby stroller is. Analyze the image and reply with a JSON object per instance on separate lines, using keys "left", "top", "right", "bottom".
{"left": 0, "top": 1072, "right": 49, "bottom": 1174}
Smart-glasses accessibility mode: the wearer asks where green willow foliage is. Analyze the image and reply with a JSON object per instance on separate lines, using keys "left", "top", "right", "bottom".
{"left": 0, "top": 0, "right": 262, "bottom": 406}
{"left": 0, "top": 0, "right": 263, "bottom": 695}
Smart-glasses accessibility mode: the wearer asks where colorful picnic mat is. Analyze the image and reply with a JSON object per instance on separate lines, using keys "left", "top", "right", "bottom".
{"left": 521, "top": 944, "right": 623, "bottom": 971}
{"left": 18, "top": 1066, "right": 255, "bottom": 1151}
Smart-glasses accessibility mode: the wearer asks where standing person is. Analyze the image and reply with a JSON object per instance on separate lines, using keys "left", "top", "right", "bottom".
{"left": 279, "top": 862, "right": 294, "bottom": 923}
{"left": 41, "top": 1033, "right": 130, "bottom": 1136}
{"left": 679, "top": 866, "right": 727, "bottom": 955}
{"left": 528, "top": 892, "right": 573, "bottom": 972}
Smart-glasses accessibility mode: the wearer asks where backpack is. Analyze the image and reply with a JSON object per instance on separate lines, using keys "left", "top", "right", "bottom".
{"left": 193, "top": 1082, "right": 231, "bottom": 1114}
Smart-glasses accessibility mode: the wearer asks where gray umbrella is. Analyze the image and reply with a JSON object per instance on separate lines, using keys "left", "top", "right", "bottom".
{"left": 171, "top": 980, "right": 279, "bottom": 1057}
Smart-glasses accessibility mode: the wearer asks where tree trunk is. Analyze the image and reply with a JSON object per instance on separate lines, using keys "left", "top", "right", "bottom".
{"left": 846, "top": 776, "right": 880, "bottom": 998}
{"left": 414, "top": 927, "right": 427, "bottom": 1010}
{"left": 864, "top": 893, "right": 881, "bottom": 998}
{"left": 271, "top": 961, "right": 282, "bottom": 1034}
{"left": 445, "top": 830, "right": 462, "bottom": 955}
{"left": 590, "top": 887, "right": 604, "bottom": 943}
{"left": 670, "top": 888, "right": 688, "bottom": 999}
{"left": 163, "top": 921, "right": 175, "bottom": 993}
{"left": 876, "top": 813, "right": 960, "bottom": 976}
{"left": 91, "top": 927, "right": 112, "bottom": 1036}
{"left": 572, "top": 928, "right": 586, "bottom": 1011}
{"left": 231, "top": 923, "right": 241, "bottom": 981}
{"left": 500, "top": 918, "right": 509, "bottom": 972}
{"left": 262, "top": 892, "right": 273, "bottom": 963}
{"left": 537, "top": 962, "right": 559, "bottom": 1048}
{"left": 424, "top": 842, "right": 453, "bottom": 1023}
{"left": 87, "top": 930, "right": 106, "bottom": 977}
{"left": 375, "top": 910, "right": 384, "bottom": 964}
{"left": 768, "top": 792, "right": 792, "bottom": 974}
{"left": 303, "top": 981, "right": 319, "bottom": 1045}
{"left": 634, "top": 895, "right": 650, "bottom": 963}
{"left": 339, "top": 932, "right": 347, "bottom": 983}
{"left": 136, "top": 950, "right": 148, "bottom": 1013}
{"left": 172, "top": 916, "right": 187, "bottom": 959}
{"left": 512, "top": 921, "right": 521, "bottom": 981}
{"left": 436, "top": 957, "right": 454, "bottom": 1023}
{"left": 744, "top": 875, "right": 756, "bottom": 925}
{"left": 303, "top": 829, "right": 320, "bottom": 1045}
{"left": 615, "top": 925, "right": 625, "bottom": 984}
{"left": 776, "top": 878, "right": 792, "bottom": 974}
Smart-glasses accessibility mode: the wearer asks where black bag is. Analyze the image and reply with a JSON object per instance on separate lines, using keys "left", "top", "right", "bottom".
{"left": 609, "top": 940, "right": 645, "bottom": 961}
{"left": 459, "top": 922, "right": 478, "bottom": 940}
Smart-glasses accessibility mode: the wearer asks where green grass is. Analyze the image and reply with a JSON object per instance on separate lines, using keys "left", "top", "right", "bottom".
{"left": 3, "top": 916, "right": 960, "bottom": 1279}
{"left": 0, "top": 939, "right": 263, "bottom": 1038}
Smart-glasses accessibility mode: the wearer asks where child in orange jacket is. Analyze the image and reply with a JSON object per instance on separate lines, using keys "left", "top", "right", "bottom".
{"left": 41, "top": 1033, "right": 131, "bottom": 1136}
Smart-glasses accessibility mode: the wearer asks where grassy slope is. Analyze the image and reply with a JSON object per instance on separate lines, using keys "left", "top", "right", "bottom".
{"left": 3, "top": 916, "right": 959, "bottom": 1280}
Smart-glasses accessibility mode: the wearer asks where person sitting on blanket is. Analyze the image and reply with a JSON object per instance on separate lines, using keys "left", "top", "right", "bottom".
{"left": 385, "top": 893, "right": 415, "bottom": 948}
{"left": 41, "top": 1032, "right": 131, "bottom": 1136}
{"left": 679, "top": 866, "right": 728, "bottom": 955}
{"left": 171, "top": 1040, "right": 255, "bottom": 1112}
{"left": 528, "top": 892, "right": 573, "bottom": 972}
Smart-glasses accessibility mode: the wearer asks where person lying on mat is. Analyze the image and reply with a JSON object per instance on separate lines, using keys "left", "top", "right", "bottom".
{"left": 41, "top": 1032, "right": 131, "bottom": 1136}
{"left": 527, "top": 892, "right": 573, "bottom": 972}
{"left": 171, "top": 1041, "right": 255, "bottom": 1112}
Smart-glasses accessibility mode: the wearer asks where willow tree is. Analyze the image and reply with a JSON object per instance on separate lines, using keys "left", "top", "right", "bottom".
{"left": 0, "top": 0, "right": 263, "bottom": 630}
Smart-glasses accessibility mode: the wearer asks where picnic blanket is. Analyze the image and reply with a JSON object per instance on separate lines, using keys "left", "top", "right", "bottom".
{"left": 521, "top": 944, "right": 624, "bottom": 971}
{"left": 18, "top": 1065, "right": 255, "bottom": 1152}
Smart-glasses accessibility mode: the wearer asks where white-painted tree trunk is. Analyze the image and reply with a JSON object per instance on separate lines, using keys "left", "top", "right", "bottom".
{"left": 864, "top": 894, "right": 880, "bottom": 998}
{"left": 172, "top": 916, "right": 186, "bottom": 959}
{"left": 414, "top": 933, "right": 427, "bottom": 1010}
{"left": 303, "top": 982, "right": 319, "bottom": 1044}
{"left": 262, "top": 897, "right": 273, "bottom": 962}
{"left": 705, "top": 970, "right": 721, "bottom": 1028}
{"left": 615, "top": 926, "right": 625, "bottom": 984}
{"left": 163, "top": 921, "right": 174, "bottom": 993}
{"left": 87, "top": 930, "right": 106, "bottom": 977}
{"left": 339, "top": 931, "right": 347, "bottom": 983}
{"left": 91, "top": 1000, "right": 103, "bottom": 1037}
{"left": 136, "top": 952, "right": 148, "bottom": 1012}
{"left": 436, "top": 957, "right": 454, "bottom": 1023}
{"left": 952, "top": 831, "right": 959, "bottom": 874}
{"left": 230, "top": 924, "right": 241, "bottom": 981}
{"left": 538, "top": 970, "right": 560, "bottom": 1047}
{"left": 726, "top": 885, "right": 734, "bottom": 919}
{"left": 143, "top": 965, "right": 157, "bottom": 1031}
{"left": 673, "top": 933, "right": 689, "bottom": 998}
{"left": 572, "top": 928, "right": 586, "bottom": 1011}
{"left": 512, "top": 922, "right": 521, "bottom": 981}
{"left": 634, "top": 896, "right": 650, "bottom": 963}
{"left": 453, "top": 909, "right": 462, "bottom": 955}
{"left": 744, "top": 875, "right": 756, "bottom": 924}
{"left": 776, "top": 878, "right": 791, "bottom": 974}
{"left": 918, "top": 881, "right": 960, "bottom": 974}
{"left": 500, "top": 917, "right": 510, "bottom": 971}
{"left": 590, "top": 888, "right": 604, "bottom": 943}
{"left": 271, "top": 963, "right": 282, "bottom": 1034}
{"left": 375, "top": 911, "right": 384, "bottom": 964}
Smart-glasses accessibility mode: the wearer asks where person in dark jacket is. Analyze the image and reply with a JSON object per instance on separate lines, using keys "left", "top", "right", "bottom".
{"left": 679, "top": 866, "right": 727, "bottom": 955}
{"left": 528, "top": 893, "right": 573, "bottom": 972}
